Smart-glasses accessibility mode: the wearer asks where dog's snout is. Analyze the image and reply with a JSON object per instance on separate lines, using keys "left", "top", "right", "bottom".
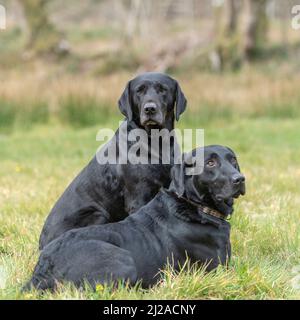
{"left": 232, "top": 174, "right": 245, "bottom": 185}
{"left": 144, "top": 102, "right": 157, "bottom": 115}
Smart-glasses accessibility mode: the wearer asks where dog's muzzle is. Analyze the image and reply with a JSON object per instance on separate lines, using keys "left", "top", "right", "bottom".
{"left": 140, "top": 102, "right": 163, "bottom": 127}
{"left": 143, "top": 102, "right": 157, "bottom": 115}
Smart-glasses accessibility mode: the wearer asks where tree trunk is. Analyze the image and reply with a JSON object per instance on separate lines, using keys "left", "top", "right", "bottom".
{"left": 21, "top": 0, "right": 67, "bottom": 56}
{"left": 244, "top": 0, "right": 268, "bottom": 60}
{"left": 227, "top": 0, "right": 239, "bottom": 35}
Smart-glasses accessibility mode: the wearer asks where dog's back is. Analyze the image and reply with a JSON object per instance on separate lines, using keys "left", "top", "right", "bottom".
{"left": 38, "top": 73, "right": 187, "bottom": 249}
{"left": 27, "top": 190, "right": 231, "bottom": 290}
{"left": 39, "top": 121, "right": 173, "bottom": 249}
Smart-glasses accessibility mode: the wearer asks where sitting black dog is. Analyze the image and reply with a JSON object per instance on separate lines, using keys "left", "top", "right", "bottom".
{"left": 39, "top": 72, "right": 187, "bottom": 249}
{"left": 25, "top": 145, "right": 245, "bottom": 291}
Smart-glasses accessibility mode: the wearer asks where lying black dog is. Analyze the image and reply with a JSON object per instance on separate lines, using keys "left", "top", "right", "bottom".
{"left": 39, "top": 72, "right": 187, "bottom": 249}
{"left": 25, "top": 145, "right": 245, "bottom": 291}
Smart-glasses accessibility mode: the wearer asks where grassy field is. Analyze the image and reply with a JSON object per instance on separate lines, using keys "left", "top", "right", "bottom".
{"left": 0, "top": 111, "right": 300, "bottom": 299}
{"left": 1, "top": 1, "right": 300, "bottom": 300}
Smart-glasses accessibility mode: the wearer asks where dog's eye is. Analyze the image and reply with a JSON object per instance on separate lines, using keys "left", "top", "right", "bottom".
{"left": 156, "top": 84, "right": 167, "bottom": 93}
{"left": 231, "top": 158, "right": 238, "bottom": 167}
{"left": 137, "top": 85, "right": 146, "bottom": 94}
{"left": 206, "top": 159, "right": 216, "bottom": 168}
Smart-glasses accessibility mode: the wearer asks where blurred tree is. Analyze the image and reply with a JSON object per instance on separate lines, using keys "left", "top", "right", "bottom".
{"left": 277, "top": 0, "right": 292, "bottom": 47}
{"left": 244, "top": 0, "right": 268, "bottom": 60}
{"left": 211, "top": 0, "right": 243, "bottom": 71}
{"left": 227, "top": 0, "right": 240, "bottom": 35}
{"left": 20, "top": 0, "right": 69, "bottom": 56}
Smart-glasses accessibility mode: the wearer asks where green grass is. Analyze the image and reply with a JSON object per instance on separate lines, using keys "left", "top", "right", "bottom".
{"left": 3, "top": 95, "right": 300, "bottom": 133}
{"left": 0, "top": 116, "right": 300, "bottom": 299}
{"left": 58, "top": 95, "right": 116, "bottom": 127}
{"left": 0, "top": 98, "right": 49, "bottom": 132}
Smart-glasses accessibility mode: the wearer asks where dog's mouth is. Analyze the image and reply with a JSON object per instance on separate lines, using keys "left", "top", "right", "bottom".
{"left": 140, "top": 107, "right": 164, "bottom": 129}
{"left": 211, "top": 195, "right": 234, "bottom": 215}
{"left": 214, "top": 195, "right": 234, "bottom": 205}
{"left": 141, "top": 118, "right": 163, "bottom": 129}
{"left": 211, "top": 189, "right": 244, "bottom": 215}
{"left": 144, "top": 120, "right": 159, "bottom": 126}
{"left": 215, "top": 190, "right": 242, "bottom": 203}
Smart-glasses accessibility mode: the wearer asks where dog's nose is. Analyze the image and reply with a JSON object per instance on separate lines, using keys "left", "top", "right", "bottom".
{"left": 144, "top": 103, "right": 157, "bottom": 115}
{"left": 232, "top": 174, "right": 245, "bottom": 185}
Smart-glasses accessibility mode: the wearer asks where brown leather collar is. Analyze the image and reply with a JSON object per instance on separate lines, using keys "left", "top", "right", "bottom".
{"left": 195, "top": 203, "right": 227, "bottom": 220}
{"left": 165, "top": 189, "right": 228, "bottom": 221}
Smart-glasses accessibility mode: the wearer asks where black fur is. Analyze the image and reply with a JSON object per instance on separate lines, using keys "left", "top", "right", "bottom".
{"left": 39, "top": 72, "right": 187, "bottom": 249}
{"left": 26, "top": 145, "right": 245, "bottom": 291}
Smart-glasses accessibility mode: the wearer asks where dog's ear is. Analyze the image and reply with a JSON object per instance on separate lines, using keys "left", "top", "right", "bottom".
{"left": 171, "top": 162, "right": 185, "bottom": 197}
{"left": 118, "top": 81, "right": 133, "bottom": 121}
{"left": 175, "top": 81, "right": 187, "bottom": 121}
{"left": 183, "top": 151, "right": 205, "bottom": 203}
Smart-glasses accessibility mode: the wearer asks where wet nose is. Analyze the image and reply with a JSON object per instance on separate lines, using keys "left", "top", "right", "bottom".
{"left": 232, "top": 174, "right": 245, "bottom": 185}
{"left": 144, "top": 102, "right": 157, "bottom": 115}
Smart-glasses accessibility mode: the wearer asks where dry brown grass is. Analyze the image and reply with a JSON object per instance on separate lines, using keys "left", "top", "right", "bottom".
{"left": 1, "top": 63, "right": 300, "bottom": 119}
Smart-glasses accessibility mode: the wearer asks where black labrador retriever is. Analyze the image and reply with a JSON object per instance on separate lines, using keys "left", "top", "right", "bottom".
{"left": 25, "top": 145, "right": 245, "bottom": 291}
{"left": 39, "top": 72, "right": 187, "bottom": 249}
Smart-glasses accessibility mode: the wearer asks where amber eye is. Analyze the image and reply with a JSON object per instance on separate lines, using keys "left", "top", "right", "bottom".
{"left": 206, "top": 159, "right": 216, "bottom": 167}
{"left": 231, "top": 158, "right": 238, "bottom": 166}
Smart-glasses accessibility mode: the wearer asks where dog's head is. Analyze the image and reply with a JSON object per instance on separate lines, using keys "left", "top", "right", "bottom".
{"left": 170, "top": 145, "right": 246, "bottom": 216}
{"left": 118, "top": 72, "right": 187, "bottom": 130}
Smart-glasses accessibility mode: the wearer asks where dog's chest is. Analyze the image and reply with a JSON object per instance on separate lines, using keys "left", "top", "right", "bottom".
{"left": 168, "top": 214, "right": 231, "bottom": 270}
{"left": 122, "top": 163, "right": 171, "bottom": 188}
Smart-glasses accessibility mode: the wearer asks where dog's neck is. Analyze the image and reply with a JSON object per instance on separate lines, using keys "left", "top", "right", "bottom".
{"left": 165, "top": 183, "right": 231, "bottom": 221}
{"left": 125, "top": 119, "right": 176, "bottom": 163}
{"left": 167, "top": 172, "right": 235, "bottom": 218}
